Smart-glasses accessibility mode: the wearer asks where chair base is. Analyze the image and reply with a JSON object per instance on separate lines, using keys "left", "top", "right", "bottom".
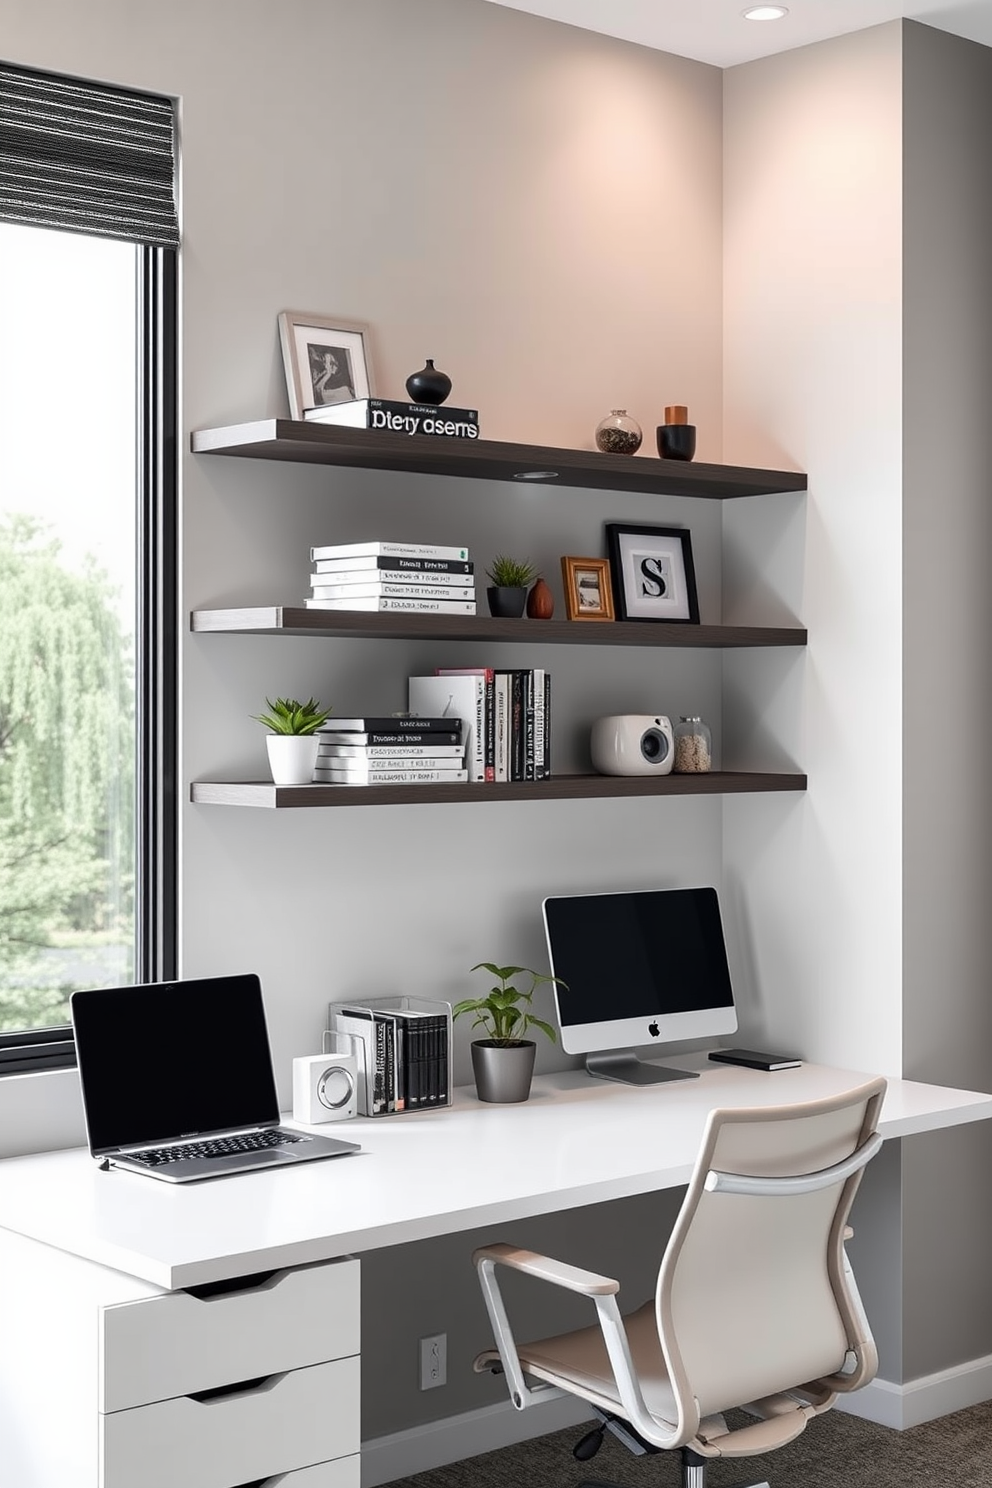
{"left": 579, "top": 1471, "right": 770, "bottom": 1488}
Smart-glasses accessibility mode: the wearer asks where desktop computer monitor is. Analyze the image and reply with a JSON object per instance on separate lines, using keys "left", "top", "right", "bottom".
{"left": 542, "top": 885, "right": 738, "bottom": 1085}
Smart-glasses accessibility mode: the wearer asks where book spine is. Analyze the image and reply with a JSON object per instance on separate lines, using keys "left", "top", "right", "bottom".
{"left": 305, "top": 597, "right": 477, "bottom": 614}
{"left": 312, "top": 768, "right": 470, "bottom": 785}
{"left": 320, "top": 718, "right": 462, "bottom": 736}
{"left": 318, "top": 730, "right": 463, "bottom": 747}
{"left": 524, "top": 670, "right": 537, "bottom": 781}
{"left": 532, "top": 668, "right": 546, "bottom": 781}
{"left": 509, "top": 671, "right": 525, "bottom": 782}
{"left": 494, "top": 672, "right": 509, "bottom": 784}
{"left": 317, "top": 745, "right": 466, "bottom": 760}
{"left": 312, "top": 556, "right": 474, "bottom": 576}
{"left": 544, "top": 672, "right": 552, "bottom": 779}
{"left": 309, "top": 580, "right": 476, "bottom": 601}
{"left": 374, "top": 1017, "right": 388, "bottom": 1114}
{"left": 483, "top": 670, "right": 495, "bottom": 782}
{"left": 310, "top": 541, "right": 470, "bottom": 561}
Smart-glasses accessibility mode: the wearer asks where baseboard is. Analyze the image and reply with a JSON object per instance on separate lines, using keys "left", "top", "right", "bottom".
{"left": 361, "top": 1396, "right": 594, "bottom": 1488}
{"left": 836, "top": 1351, "right": 992, "bottom": 1430}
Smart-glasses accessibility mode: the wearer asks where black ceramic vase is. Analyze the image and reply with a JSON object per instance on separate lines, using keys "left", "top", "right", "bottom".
{"left": 487, "top": 585, "right": 527, "bottom": 618}
{"left": 405, "top": 359, "right": 452, "bottom": 406}
{"left": 656, "top": 423, "right": 697, "bottom": 461}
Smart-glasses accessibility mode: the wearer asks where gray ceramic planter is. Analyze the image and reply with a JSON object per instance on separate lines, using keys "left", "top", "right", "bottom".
{"left": 471, "top": 1040, "right": 536, "bottom": 1103}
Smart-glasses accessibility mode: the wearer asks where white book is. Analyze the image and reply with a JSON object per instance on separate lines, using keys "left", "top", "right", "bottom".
{"left": 317, "top": 754, "right": 466, "bottom": 771}
{"left": 316, "top": 745, "right": 466, "bottom": 760}
{"left": 311, "top": 568, "right": 474, "bottom": 589}
{"left": 532, "top": 667, "right": 546, "bottom": 781}
{"left": 408, "top": 674, "right": 486, "bottom": 782}
{"left": 310, "top": 540, "right": 469, "bottom": 561}
{"left": 305, "top": 596, "right": 477, "bottom": 614}
{"left": 313, "top": 768, "right": 470, "bottom": 785}
{"left": 494, "top": 672, "right": 510, "bottom": 784}
{"left": 309, "top": 580, "right": 477, "bottom": 601}
{"left": 312, "top": 556, "right": 474, "bottom": 576}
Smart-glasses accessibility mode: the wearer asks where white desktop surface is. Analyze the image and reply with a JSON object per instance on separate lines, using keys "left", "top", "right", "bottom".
{"left": 0, "top": 1056, "right": 990, "bottom": 1290}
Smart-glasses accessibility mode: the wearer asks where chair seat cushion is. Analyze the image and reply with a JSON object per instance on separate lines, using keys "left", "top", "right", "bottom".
{"left": 516, "top": 1301, "right": 680, "bottom": 1429}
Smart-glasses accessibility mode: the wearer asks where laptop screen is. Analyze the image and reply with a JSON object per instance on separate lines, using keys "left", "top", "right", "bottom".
{"left": 71, "top": 973, "right": 281, "bottom": 1155}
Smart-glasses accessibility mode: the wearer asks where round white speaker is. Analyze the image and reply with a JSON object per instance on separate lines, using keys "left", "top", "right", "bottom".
{"left": 293, "top": 1052, "right": 358, "bottom": 1124}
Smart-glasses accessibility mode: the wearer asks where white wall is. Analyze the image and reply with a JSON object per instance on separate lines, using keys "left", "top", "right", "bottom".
{"left": 722, "top": 23, "right": 905, "bottom": 1074}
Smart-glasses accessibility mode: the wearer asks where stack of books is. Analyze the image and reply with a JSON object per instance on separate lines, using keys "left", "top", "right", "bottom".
{"left": 305, "top": 539, "right": 477, "bottom": 615}
{"left": 314, "top": 715, "right": 467, "bottom": 787}
{"left": 409, "top": 667, "right": 551, "bottom": 784}
{"left": 328, "top": 998, "right": 451, "bottom": 1115}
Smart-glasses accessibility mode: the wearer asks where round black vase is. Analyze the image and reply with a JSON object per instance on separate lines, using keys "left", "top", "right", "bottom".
{"left": 405, "top": 359, "right": 452, "bottom": 406}
{"left": 656, "top": 424, "right": 697, "bottom": 461}
{"left": 487, "top": 586, "right": 527, "bottom": 618}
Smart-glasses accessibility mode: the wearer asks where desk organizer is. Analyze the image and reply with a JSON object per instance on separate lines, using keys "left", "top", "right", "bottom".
{"left": 327, "top": 995, "right": 452, "bottom": 1115}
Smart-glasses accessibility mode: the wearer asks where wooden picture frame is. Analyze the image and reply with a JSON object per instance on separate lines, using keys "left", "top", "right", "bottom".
{"left": 561, "top": 556, "right": 615, "bottom": 621}
{"left": 605, "top": 523, "right": 699, "bottom": 623}
{"left": 278, "top": 311, "right": 376, "bottom": 419}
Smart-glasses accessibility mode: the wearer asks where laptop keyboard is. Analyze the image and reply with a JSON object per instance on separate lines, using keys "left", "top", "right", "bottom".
{"left": 129, "top": 1129, "right": 307, "bottom": 1167}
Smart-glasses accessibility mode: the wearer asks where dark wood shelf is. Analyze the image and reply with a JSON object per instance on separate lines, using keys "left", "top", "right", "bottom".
{"left": 191, "top": 772, "right": 807, "bottom": 809}
{"left": 191, "top": 606, "right": 807, "bottom": 648}
{"left": 191, "top": 420, "right": 808, "bottom": 500}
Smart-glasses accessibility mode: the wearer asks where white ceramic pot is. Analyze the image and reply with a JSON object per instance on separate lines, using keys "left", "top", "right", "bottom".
{"left": 265, "top": 733, "right": 319, "bottom": 785}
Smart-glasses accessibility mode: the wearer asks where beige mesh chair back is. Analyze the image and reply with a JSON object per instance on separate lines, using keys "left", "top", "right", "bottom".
{"left": 474, "top": 1078, "right": 886, "bottom": 1488}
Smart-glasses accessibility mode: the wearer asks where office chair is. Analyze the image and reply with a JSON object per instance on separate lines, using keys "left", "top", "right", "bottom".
{"left": 473, "top": 1078, "right": 886, "bottom": 1488}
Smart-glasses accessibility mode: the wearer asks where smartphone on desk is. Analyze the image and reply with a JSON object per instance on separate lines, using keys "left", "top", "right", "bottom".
{"left": 708, "top": 1048, "right": 802, "bottom": 1072}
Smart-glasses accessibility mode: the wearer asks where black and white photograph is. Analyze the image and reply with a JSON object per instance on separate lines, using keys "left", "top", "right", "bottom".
{"left": 278, "top": 311, "right": 375, "bottom": 419}
{"left": 561, "top": 555, "right": 614, "bottom": 621}
{"left": 605, "top": 523, "right": 699, "bottom": 623}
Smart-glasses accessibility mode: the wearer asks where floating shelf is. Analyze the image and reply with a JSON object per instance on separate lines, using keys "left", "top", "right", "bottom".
{"left": 191, "top": 420, "right": 808, "bottom": 500}
{"left": 191, "top": 773, "right": 807, "bottom": 809}
{"left": 190, "top": 606, "right": 807, "bottom": 648}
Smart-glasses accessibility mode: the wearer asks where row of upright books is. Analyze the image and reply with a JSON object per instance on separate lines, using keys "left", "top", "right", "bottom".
{"left": 328, "top": 997, "right": 451, "bottom": 1116}
{"left": 408, "top": 667, "right": 552, "bottom": 783}
{"left": 304, "top": 538, "right": 477, "bottom": 615}
{"left": 314, "top": 714, "right": 467, "bottom": 786}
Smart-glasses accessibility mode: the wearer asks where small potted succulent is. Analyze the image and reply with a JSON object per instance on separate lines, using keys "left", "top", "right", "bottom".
{"left": 485, "top": 555, "right": 538, "bottom": 618}
{"left": 253, "top": 696, "right": 332, "bottom": 784}
{"left": 453, "top": 962, "right": 565, "bottom": 1103}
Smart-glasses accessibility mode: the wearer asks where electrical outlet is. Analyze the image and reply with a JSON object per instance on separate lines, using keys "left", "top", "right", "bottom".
{"left": 419, "top": 1332, "right": 447, "bottom": 1390}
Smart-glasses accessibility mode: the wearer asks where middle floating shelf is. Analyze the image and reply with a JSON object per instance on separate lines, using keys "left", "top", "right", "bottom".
{"left": 191, "top": 607, "right": 807, "bottom": 649}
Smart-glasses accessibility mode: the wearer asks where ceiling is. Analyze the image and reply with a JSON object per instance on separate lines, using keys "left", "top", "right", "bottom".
{"left": 483, "top": 0, "right": 992, "bottom": 67}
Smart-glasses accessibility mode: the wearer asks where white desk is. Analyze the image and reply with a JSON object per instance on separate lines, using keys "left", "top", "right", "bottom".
{"left": 1, "top": 1057, "right": 991, "bottom": 1487}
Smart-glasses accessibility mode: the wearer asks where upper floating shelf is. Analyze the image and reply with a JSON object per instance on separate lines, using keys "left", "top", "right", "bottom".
{"left": 191, "top": 420, "right": 808, "bottom": 500}
{"left": 191, "top": 607, "right": 806, "bottom": 648}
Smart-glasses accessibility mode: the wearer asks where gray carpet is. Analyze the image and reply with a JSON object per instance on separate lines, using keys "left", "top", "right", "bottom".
{"left": 388, "top": 1402, "right": 992, "bottom": 1488}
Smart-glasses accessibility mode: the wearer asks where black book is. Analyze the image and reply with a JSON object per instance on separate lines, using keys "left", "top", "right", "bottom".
{"left": 317, "top": 729, "right": 463, "bottom": 747}
{"left": 543, "top": 672, "right": 552, "bottom": 779}
{"left": 318, "top": 716, "right": 462, "bottom": 736}
{"left": 313, "top": 556, "right": 474, "bottom": 576}
{"left": 509, "top": 671, "right": 525, "bottom": 783}
{"left": 304, "top": 398, "right": 480, "bottom": 439}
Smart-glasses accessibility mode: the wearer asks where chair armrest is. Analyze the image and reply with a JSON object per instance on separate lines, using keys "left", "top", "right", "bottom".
{"left": 473, "top": 1242, "right": 620, "bottom": 1296}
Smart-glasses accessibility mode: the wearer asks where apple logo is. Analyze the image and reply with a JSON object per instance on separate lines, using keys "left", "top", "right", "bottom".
{"left": 647, "top": 1021, "right": 660, "bottom": 1038}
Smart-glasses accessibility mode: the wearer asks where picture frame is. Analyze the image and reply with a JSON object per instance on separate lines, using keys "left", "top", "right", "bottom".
{"left": 604, "top": 523, "right": 699, "bottom": 623}
{"left": 561, "top": 556, "right": 615, "bottom": 621}
{"left": 278, "top": 311, "right": 376, "bottom": 419}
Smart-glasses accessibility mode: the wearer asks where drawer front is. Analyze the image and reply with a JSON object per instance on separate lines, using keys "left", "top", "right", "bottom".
{"left": 100, "top": 1356, "right": 359, "bottom": 1488}
{"left": 101, "top": 1256, "right": 359, "bottom": 1411}
{"left": 261, "top": 1458, "right": 361, "bottom": 1488}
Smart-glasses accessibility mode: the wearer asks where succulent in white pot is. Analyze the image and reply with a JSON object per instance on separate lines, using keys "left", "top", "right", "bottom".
{"left": 253, "top": 696, "right": 332, "bottom": 784}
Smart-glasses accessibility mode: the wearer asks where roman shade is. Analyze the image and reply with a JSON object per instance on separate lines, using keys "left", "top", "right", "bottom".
{"left": 0, "top": 62, "right": 178, "bottom": 247}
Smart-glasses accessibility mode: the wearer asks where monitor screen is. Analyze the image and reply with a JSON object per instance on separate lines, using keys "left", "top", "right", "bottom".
{"left": 542, "top": 886, "right": 738, "bottom": 1059}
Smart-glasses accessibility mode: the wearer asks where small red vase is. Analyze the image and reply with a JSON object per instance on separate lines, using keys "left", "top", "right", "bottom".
{"left": 526, "top": 577, "right": 555, "bottom": 619}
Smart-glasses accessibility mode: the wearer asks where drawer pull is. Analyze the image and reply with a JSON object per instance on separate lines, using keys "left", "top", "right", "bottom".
{"left": 185, "top": 1269, "right": 279, "bottom": 1301}
{"left": 187, "top": 1371, "right": 285, "bottom": 1403}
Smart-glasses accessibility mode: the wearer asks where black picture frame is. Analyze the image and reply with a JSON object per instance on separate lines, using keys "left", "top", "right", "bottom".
{"left": 605, "top": 523, "right": 699, "bottom": 623}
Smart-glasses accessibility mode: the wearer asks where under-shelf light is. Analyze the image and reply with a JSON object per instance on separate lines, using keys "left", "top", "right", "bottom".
{"left": 513, "top": 470, "right": 560, "bottom": 481}
{"left": 742, "top": 5, "right": 788, "bottom": 18}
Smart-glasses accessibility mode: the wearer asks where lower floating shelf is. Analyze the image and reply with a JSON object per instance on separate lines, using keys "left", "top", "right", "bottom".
{"left": 191, "top": 772, "right": 807, "bottom": 809}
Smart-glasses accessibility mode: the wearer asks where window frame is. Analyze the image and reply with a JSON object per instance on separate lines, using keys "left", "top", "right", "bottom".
{"left": 0, "top": 241, "right": 178, "bottom": 1074}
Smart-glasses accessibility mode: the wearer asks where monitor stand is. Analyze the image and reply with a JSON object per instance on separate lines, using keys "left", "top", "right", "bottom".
{"left": 585, "top": 1051, "right": 700, "bottom": 1086}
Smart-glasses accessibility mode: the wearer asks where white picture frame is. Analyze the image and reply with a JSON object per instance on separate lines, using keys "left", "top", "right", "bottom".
{"left": 278, "top": 311, "right": 376, "bottom": 419}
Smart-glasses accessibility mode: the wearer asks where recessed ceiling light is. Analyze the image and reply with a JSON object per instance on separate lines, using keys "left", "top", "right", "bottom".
{"left": 742, "top": 5, "right": 789, "bottom": 18}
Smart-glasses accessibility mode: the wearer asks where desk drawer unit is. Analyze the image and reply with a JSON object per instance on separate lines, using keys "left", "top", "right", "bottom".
{"left": 101, "top": 1257, "right": 360, "bottom": 1410}
{"left": 100, "top": 1356, "right": 360, "bottom": 1488}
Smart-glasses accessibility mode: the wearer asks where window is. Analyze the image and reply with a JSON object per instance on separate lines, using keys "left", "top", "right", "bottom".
{"left": 0, "top": 66, "right": 177, "bottom": 1072}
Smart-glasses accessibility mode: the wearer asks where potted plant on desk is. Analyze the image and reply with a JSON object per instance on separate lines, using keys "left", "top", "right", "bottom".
{"left": 253, "top": 696, "right": 332, "bottom": 784}
{"left": 453, "top": 962, "right": 565, "bottom": 1103}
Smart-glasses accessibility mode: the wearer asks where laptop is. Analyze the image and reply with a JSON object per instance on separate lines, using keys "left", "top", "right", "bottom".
{"left": 71, "top": 973, "right": 361, "bottom": 1182}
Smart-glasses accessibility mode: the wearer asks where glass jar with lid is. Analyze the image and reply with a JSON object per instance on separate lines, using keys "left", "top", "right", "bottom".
{"left": 673, "top": 716, "right": 712, "bottom": 773}
{"left": 595, "top": 410, "right": 642, "bottom": 455}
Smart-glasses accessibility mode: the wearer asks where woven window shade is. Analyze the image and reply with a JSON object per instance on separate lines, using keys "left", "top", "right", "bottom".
{"left": 0, "top": 63, "right": 178, "bottom": 247}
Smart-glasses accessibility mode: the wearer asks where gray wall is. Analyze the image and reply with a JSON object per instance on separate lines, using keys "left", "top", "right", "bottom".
{"left": 901, "top": 19, "right": 992, "bottom": 1381}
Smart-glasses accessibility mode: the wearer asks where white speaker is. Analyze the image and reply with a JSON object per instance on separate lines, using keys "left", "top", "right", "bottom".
{"left": 590, "top": 714, "right": 674, "bottom": 776}
{"left": 292, "top": 1051, "right": 358, "bottom": 1124}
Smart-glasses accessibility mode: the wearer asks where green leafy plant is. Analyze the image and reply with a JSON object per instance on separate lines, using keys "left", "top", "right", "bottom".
{"left": 485, "top": 555, "right": 538, "bottom": 589}
{"left": 252, "top": 696, "right": 332, "bottom": 736}
{"left": 452, "top": 963, "right": 565, "bottom": 1046}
